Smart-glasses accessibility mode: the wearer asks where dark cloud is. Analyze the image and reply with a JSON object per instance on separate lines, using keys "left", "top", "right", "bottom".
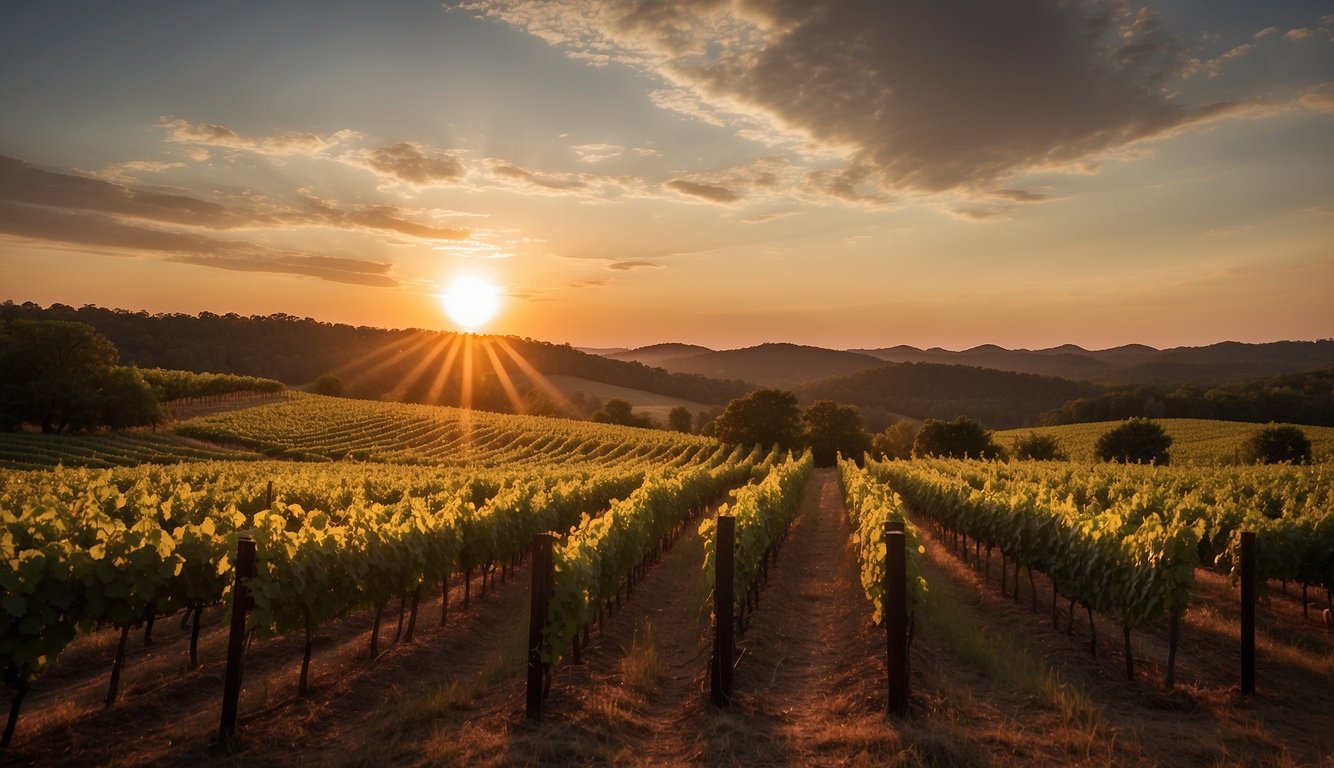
{"left": 0, "top": 155, "right": 252, "bottom": 228}
{"left": 466, "top": 0, "right": 1237, "bottom": 194}
{"left": 355, "top": 142, "right": 466, "bottom": 185}
{"left": 1, "top": 156, "right": 468, "bottom": 241}
{"left": 608, "top": 260, "right": 663, "bottom": 270}
{"left": 0, "top": 201, "right": 396, "bottom": 287}
{"left": 665, "top": 179, "right": 740, "bottom": 203}
{"left": 993, "top": 189, "right": 1049, "bottom": 203}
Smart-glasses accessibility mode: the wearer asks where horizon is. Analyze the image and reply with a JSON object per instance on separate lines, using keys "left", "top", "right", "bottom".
{"left": 2, "top": 2, "right": 1333, "bottom": 350}
{"left": 5, "top": 298, "right": 1329, "bottom": 356}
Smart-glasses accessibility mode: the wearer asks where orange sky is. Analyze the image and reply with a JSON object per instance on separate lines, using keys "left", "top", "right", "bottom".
{"left": 2, "top": 2, "right": 1332, "bottom": 350}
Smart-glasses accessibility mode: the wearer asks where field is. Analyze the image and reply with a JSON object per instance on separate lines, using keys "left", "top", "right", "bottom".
{"left": 1, "top": 398, "right": 1331, "bottom": 766}
{"left": 995, "top": 418, "right": 1334, "bottom": 464}
{"left": 544, "top": 374, "right": 714, "bottom": 424}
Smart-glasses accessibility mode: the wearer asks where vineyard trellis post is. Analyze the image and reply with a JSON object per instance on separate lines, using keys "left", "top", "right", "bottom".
{"left": 1240, "top": 530, "right": 1256, "bottom": 696}
{"left": 219, "top": 534, "right": 256, "bottom": 745}
{"left": 526, "top": 533, "right": 553, "bottom": 720}
{"left": 885, "top": 524, "right": 908, "bottom": 716}
{"left": 711, "top": 515, "right": 735, "bottom": 707}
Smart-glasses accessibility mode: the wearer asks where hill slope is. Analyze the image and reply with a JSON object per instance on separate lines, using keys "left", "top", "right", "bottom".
{"left": 0, "top": 302, "right": 750, "bottom": 414}
{"left": 795, "top": 362, "right": 1099, "bottom": 430}
{"left": 657, "top": 343, "right": 887, "bottom": 386}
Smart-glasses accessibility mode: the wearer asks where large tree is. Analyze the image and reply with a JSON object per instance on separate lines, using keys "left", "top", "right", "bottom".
{"left": 0, "top": 319, "right": 159, "bottom": 432}
{"left": 803, "top": 400, "right": 870, "bottom": 467}
{"left": 712, "top": 388, "right": 803, "bottom": 451}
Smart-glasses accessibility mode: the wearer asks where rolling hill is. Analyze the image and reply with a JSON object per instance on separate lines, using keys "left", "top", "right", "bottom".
{"left": 794, "top": 362, "right": 1100, "bottom": 430}
{"left": 643, "top": 343, "right": 887, "bottom": 386}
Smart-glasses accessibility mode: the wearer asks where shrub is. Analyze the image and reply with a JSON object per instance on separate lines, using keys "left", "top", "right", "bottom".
{"left": 912, "top": 417, "right": 1005, "bottom": 460}
{"left": 1095, "top": 418, "right": 1172, "bottom": 464}
{"left": 1013, "top": 433, "right": 1067, "bottom": 461}
{"left": 1240, "top": 424, "right": 1311, "bottom": 465}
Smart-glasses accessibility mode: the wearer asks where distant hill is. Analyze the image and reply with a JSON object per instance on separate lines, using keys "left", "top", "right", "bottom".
{"left": 650, "top": 343, "right": 887, "bottom": 386}
{"left": 0, "top": 302, "right": 751, "bottom": 416}
{"left": 794, "top": 362, "right": 1099, "bottom": 430}
{"left": 849, "top": 340, "right": 1334, "bottom": 386}
{"left": 609, "top": 343, "right": 714, "bottom": 367}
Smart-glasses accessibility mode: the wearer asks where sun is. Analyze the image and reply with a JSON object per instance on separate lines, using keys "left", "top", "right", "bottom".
{"left": 441, "top": 276, "right": 501, "bottom": 331}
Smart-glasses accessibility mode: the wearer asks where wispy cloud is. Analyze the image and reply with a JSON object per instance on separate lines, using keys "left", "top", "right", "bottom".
{"left": 159, "top": 117, "right": 359, "bottom": 157}
{"left": 608, "top": 260, "right": 662, "bottom": 270}
{"left": 0, "top": 200, "right": 396, "bottom": 287}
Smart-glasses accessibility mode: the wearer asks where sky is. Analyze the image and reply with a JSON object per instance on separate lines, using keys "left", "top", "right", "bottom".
{"left": 1, "top": 0, "right": 1332, "bottom": 351}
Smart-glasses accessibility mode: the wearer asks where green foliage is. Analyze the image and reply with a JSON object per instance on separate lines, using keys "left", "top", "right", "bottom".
{"left": 912, "top": 417, "right": 1004, "bottom": 460}
{"left": 1012, "top": 433, "right": 1067, "bottom": 461}
{"left": 592, "top": 398, "right": 654, "bottom": 428}
{"left": 141, "top": 368, "right": 286, "bottom": 401}
{"left": 1095, "top": 418, "right": 1172, "bottom": 465}
{"left": 995, "top": 418, "right": 1334, "bottom": 465}
{"left": 871, "top": 419, "right": 918, "bottom": 461}
{"left": 712, "top": 389, "right": 803, "bottom": 451}
{"left": 1240, "top": 424, "right": 1311, "bottom": 465}
{"left": 0, "top": 319, "right": 127, "bottom": 433}
{"left": 667, "top": 406, "right": 694, "bottom": 433}
{"left": 838, "top": 458, "right": 928, "bottom": 624}
{"left": 802, "top": 400, "right": 870, "bottom": 467}
{"left": 699, "top": 452, "right": 813, "bottom": 614}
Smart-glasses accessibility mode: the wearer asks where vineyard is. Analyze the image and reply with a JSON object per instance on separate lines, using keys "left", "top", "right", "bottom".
{"left": 0, "top": 395, "right": 1331, "bottom": 765}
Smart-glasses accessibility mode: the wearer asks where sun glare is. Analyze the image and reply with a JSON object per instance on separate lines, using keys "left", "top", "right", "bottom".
{"left": 441, "top": 276, "right": 501, "bottom": 331}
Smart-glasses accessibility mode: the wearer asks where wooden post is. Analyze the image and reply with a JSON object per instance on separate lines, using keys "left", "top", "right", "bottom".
{"left": 886, "top": 526, "right": 908, "bottom": 715}
{"left": 219, "top": 535, "right": 256, "bottom": 744}
{"left": 1240, "top": 530, "right": 1256, "bottom": 696}
{"left": 526, "top": 533, "right": 554, "bottom": 720}
{"left": 711, "top": 515, "right": 736, "bottom": 706}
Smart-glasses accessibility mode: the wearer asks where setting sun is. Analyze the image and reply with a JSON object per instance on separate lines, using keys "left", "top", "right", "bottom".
{"left": 441, "top": 276, "right": 501, "bottom": 331}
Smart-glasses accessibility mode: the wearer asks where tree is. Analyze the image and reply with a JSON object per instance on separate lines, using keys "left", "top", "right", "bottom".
{"left": 592, "top": 398, "right": 653, "bottom": 428}
{"left": 98, "top": 366, "right": 164, "bottom": 430}
{"left": 872, "top": 419, "right": 919, "bottom": 460}
{"left": 803, "top": 400, "right": 870, "bottom": 467}
{"left": 712, "top": 389, "right": 802, "bottom": 451}
{"left": 1012, "top": 433, "right": 1067, "bottom": 461}
{"left": 0, "top": 319, "right": 124, "bottom": 432}
{"left": 1240, "top": 424, "right": 1311, "bottom": 465}
{"left": 912, "top": 417, "right": 1004, "bottom": 459}
{"left": 307, "top": 373, "right": 345, "bottom": 397}
{"left": 1095, "top": 418, "right": 1172, "bottom": 464}
{"left": 667, "top": 406, "right": 694, "bottom": 433}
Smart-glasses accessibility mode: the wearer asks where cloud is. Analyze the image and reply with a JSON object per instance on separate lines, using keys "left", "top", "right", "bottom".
{"left": 1254, "top": 26, "right": 1278, "bottom": 40}
{"left": 663, "top": 156, "right": 786, "bottom": 205}
{"left": 348, "top": 142, "right": 466, "bottom": 186}
{"left": 488, "top": 160, "right": 589, "bottom": 191}
{"left": 572, "top": 143, "right": 663, "bottom": 163}
{"left": 1206, "top": 43, "right": 1257, "bottom": 78}
{"left": 608, "top": 260, "right": 662, "bottom": 270}
{"left": 0, "top": 156, "right": 469, "bottom": 241}
{"left": 462, "top": 0, "right": 1236, "bottom": 194}
{"left": 0, "top": 201, "right": 396, "bottom": 287}
{"left": 665, "top": 179, "right": 740, "bottom": 203}
{"left": 158, "top": 117, "right": 358, "bottom": 157}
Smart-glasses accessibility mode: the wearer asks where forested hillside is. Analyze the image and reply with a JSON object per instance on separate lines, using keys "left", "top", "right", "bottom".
{"left": 0, "top": 302, "right": 750, "bottom": 411}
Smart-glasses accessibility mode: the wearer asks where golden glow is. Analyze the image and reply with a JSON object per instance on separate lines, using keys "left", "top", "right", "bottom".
{"left": 441, "top": 277, "right": 501, "bottom": 331}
